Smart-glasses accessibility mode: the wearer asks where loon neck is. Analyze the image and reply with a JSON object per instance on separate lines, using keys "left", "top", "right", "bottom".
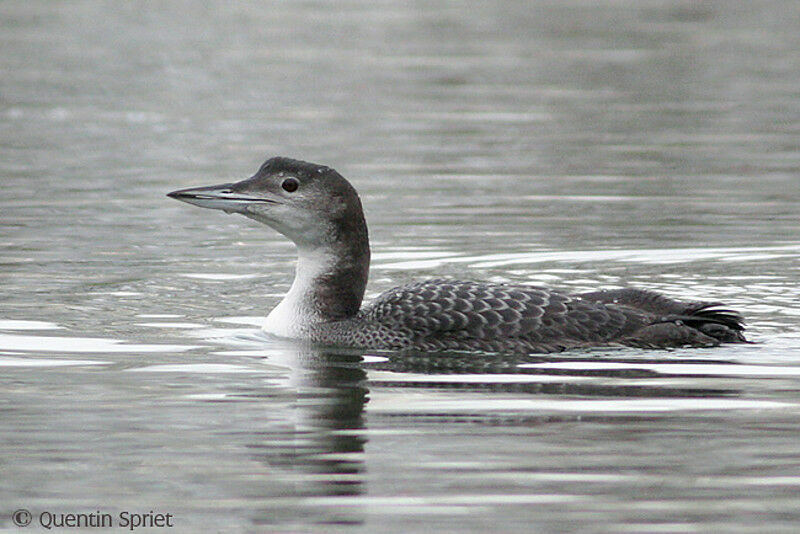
{"left": 263, "top": 227, "right": 370, "bottom": 338}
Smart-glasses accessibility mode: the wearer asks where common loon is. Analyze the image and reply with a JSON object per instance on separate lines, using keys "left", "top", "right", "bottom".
{"left": 168, "top": 157, "right": 747, "bottom": 354}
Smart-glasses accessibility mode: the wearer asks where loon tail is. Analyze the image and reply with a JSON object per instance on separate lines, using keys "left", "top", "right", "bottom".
{"left": 661, "top": 304, "right": 747, "bottom": 344}
{"left": 578, "top": 288, "right": 748, "bottom": 347}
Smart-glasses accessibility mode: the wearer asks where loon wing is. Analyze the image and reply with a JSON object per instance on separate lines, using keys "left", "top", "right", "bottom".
{"left": 362, "top": 279, "right": 645, "bottom": 352}
{"left": 578, "top": 288, "right": 747, "bottom": 344}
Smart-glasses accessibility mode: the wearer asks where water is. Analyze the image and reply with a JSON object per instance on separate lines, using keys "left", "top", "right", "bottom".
{"left": 2, "top": 1, "right": 800, "bottom": 532}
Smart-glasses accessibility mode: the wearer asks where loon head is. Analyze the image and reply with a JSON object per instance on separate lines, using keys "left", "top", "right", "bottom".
{"left": 168, "top": 157, "right": 367, "bottom": 250}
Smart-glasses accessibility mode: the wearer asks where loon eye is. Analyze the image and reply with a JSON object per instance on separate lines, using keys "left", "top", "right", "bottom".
{"left": 281, "top": 177, "right": 299, "bottom": 193}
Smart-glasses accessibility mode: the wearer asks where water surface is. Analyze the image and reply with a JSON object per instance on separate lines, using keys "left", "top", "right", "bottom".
{"left": 2, "top": 1, "right": 800, "bottom": 532}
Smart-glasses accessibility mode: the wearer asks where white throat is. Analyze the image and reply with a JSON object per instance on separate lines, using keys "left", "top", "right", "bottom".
{"left": 262, "top": 246, "right": 335, "bottom": 338}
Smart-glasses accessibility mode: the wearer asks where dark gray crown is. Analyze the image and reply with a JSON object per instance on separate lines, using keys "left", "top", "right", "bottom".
{"left": 257, "top": 157, "right": 335, "bottom": 179}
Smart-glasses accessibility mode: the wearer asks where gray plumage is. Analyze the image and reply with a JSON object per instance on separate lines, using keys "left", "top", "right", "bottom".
{"left": 310, "top": 280, "right": 746, "bottom": 353}
{"left": 168, "top": 156, "right": 749, "bottom": 355}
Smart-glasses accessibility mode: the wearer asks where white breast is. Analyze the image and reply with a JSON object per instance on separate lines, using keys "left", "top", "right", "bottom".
{"left": 262, "top": 298, "right": 302, "bottom": 337}
{"left": 262, "top": 247, "right": 332, "bottom": 338}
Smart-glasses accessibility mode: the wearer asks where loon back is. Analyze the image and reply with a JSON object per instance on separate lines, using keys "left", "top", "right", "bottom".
{"left": 168, "top": 156, "right": 748, "bottom": 354}
{"left": 347, "top": 280, "right": 745, "bottom": 353}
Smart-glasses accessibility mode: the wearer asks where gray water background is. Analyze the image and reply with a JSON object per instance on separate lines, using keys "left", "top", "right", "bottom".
{"left": 2, "top": 1, "right": 800, "bottom": 532}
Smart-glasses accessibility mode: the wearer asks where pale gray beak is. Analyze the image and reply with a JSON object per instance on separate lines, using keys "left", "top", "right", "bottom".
{"left": 167, "top": 183, "right": 278, "bottom": 214}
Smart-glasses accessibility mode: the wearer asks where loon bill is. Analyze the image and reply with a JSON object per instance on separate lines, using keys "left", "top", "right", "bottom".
{"left": 168, "top": 156, "right": 747, "bottom": 354}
